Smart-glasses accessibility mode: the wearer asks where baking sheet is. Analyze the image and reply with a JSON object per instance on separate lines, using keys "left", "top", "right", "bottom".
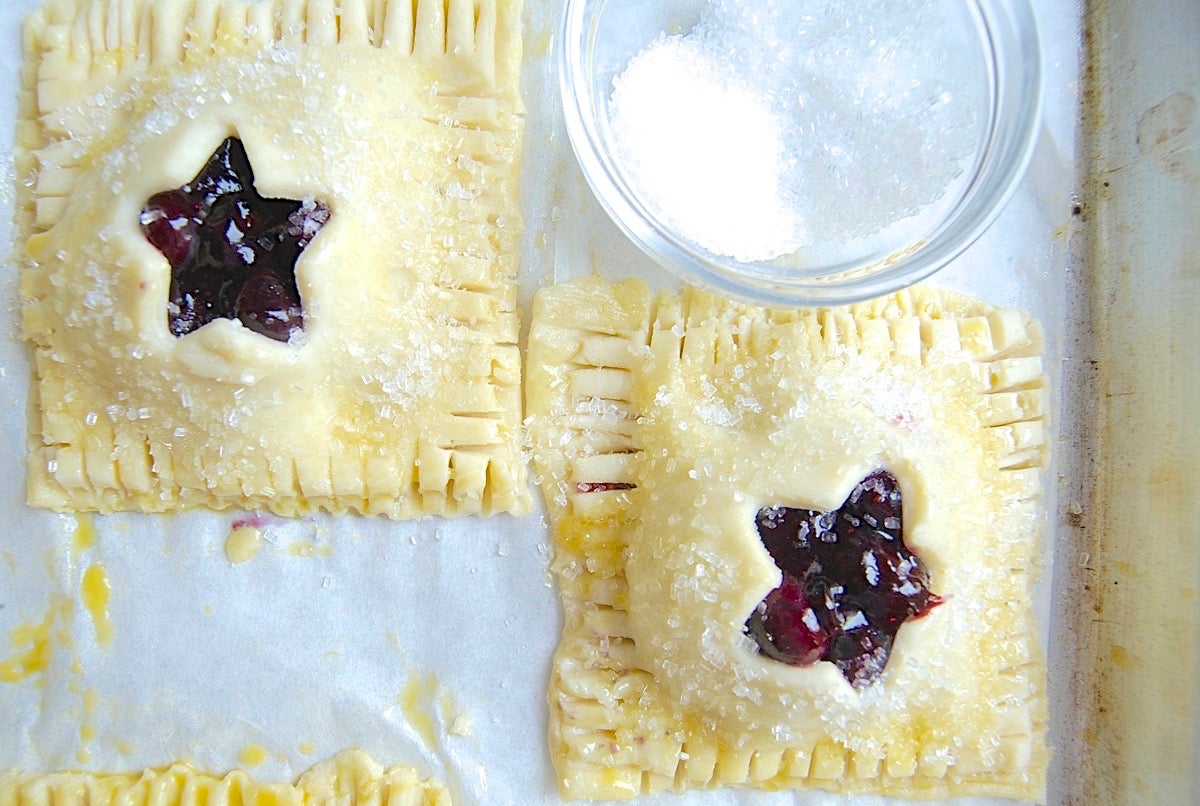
{"left": 0, "top": 0, "right": 1084, "bottom": 803}
{"left": 1061, "top": 1, "right": 1200, "bottom": 801}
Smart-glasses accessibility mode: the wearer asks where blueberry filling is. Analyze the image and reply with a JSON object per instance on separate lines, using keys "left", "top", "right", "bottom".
{"left": 140, "top": 137, "right": 329, "bottom": 341}
{"left": 576, "top": 482, "right": 635, "bottom": 493}
{"left": 744, "top": 470, "right": 942, "bottom": 688}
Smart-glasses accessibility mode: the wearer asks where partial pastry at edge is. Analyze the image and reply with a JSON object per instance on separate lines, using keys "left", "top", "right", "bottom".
{"left": 0, "top": 748, "right": 449, "bottom": 806}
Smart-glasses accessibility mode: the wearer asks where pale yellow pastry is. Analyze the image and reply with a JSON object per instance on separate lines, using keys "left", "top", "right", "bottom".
{"left": 527, "top": 276, "right": 1048, "bottom": 801}
{"left": 16, "top": 0, "right": 529, "bottom": 518}
{"left": 0, "top": 749, "right": 449, "bottom": 806}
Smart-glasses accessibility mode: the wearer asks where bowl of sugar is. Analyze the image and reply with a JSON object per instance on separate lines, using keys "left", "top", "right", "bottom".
{"left": 559, "top": 0, "right": 1042, "bottom": 306}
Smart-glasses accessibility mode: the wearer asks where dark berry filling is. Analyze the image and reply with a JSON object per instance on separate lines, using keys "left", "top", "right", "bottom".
{"left": 140, "top": 137, "right": 329, "bottom": 341}
{"left": 576, "top": 482, "right": 635, "bottom": 493}
{"left": 744, "top": 470, "right": 942, "bottom": 688}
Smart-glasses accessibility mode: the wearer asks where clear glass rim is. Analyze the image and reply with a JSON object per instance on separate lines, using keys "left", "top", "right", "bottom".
{"left": 559, "top": 0, "right": 1044, "bottom": 307}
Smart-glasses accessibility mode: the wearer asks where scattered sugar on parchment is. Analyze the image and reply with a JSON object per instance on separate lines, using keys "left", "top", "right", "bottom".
{"left": 607, "top": 0, "right": 983, "bottom": 262}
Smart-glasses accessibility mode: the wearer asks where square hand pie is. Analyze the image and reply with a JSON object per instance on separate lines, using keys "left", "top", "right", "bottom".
{"left": 527, "top": 277, "right": 1048, "bottom": 801}
{"left": 16, "top": 0, "right": 530, "bottom": 518}
{"left": 0, "top": 750, "right": 448, "bottom": 806}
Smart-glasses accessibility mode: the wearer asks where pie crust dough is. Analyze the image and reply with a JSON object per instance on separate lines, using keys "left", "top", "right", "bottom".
{"left": 0, "top": 749, "right": 448, "bottom": 806}
{"left": 527, "top": 277, "right": 1049, "bottom": 800}
{"left": 17, "top": 0, "right": 529, "bottom": 518}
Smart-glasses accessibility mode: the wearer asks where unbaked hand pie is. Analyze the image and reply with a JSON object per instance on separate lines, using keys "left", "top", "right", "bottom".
{"left": 0, "top": 749, "right": 448, "bottom": 806}
{"left": 17, "top": 0, "right": 529, "bottom": 518}
{"left": 527, "top": 277, "right": 1048, "bottom": 800}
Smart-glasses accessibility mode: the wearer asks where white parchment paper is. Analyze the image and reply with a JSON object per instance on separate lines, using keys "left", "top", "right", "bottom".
{"left": 0, "top": 1, "right": 1083, "bottom": 804}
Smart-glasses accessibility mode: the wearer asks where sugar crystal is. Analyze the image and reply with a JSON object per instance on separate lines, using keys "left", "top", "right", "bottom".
{"left": 607, "top": 0, "right": 985, "bottom": 264}
{"left": 610, "top": 36, "right": 798, "bottom": 262}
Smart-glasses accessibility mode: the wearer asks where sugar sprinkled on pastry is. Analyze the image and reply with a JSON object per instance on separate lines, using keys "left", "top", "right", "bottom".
{"left": 527, "top": 276, "right": 1048, "bottom": 801}
{"left": 16, "top": 0, "right": 529, "bottom": 518}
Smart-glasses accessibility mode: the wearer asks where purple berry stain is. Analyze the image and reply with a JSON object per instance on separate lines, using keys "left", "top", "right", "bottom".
{"left": 140, "top": 137, "right": 330, "bottom": 341}
{"left": 744, "top": 470, "right": 942, "bottom": 688}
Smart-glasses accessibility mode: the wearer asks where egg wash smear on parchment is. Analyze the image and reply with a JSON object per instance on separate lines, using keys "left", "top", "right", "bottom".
{"left": 608, "top": 0, "right": 986, "bottom": 266}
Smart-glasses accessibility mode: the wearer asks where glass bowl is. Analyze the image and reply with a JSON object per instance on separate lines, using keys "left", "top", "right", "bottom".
{"left": 559, "top": 0, "right": 1042, "bottom": 307}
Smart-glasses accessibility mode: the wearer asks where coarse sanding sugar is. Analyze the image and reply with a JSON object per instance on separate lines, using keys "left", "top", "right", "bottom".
{"left": 607, "top": 0, "right": 986, "bottom": 264}
{"left": 609, "top": 38, "right": 801, "bottom": 263}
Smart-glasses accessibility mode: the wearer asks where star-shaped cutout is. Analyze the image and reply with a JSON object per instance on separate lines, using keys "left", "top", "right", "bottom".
{"left": 744, "top": 470, "right": 942, "bottom": 688}
{"left": 140, "top": 137, "right": 330, "bottom": 342}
